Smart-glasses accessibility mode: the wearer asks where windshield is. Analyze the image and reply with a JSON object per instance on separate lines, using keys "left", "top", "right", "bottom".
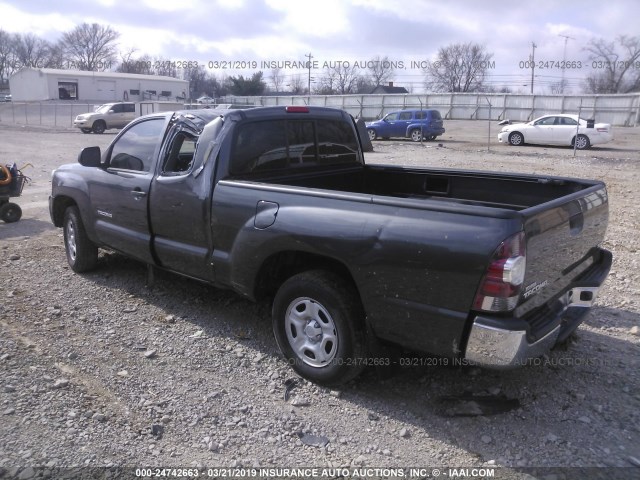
{"left": 95, "top": 104, "right": 113, "bottom": 114}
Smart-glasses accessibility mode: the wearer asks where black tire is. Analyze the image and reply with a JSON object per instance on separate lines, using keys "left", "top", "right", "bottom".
{"left": 80, "top": 128, "right": 92, "bottom": 134}
{"left": 92, "top": 121, "right": 106, "bottom": 134}
{"left": 508, "top": 131, "right": 524, "bottom": 146}
{"left": 272, "top": 270, "right": 367, "bottom": 386}
{"left": 367, "top": 129, "right": 377, "bottom": 141}
{"left": 63, "top": 206, "right": 98, "bottom": 272}
{"left": 0, "top": 202, "right": 22, "bottom": 223}
{"left": 574, "top": 134, "right": 591, "bottom": 150}
{"left": 410, "top": 129, "right": 422, "bottom": 142}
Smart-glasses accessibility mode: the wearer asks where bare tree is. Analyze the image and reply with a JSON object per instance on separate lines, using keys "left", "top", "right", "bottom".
{"left": 12, "top": 33, "right": 53, "bottom": 68}
{"left": 153, "top": 57, "right": 178, "bottom": 78}
{"left": 269, "top": 67, "right": 285, "bottom": 92}
{"left": 183, "top": 65, "right": 208, "bottom": 99}
{"left": 317, "top": 63, "right": 360, "bottom": 94}
{"left": 0, "top": 29, "right": 16, "bottom": 83}
{"left": 46, "top": 42, "right": 66, "bottom": 69}
{"left": 355, "top": 75, "right": 375, "bottom": 93}
{"left": 288, "top": 74, "right": 306, "bottom": 94}
{"left": 423, "top": 42, "right": 494, "bottom": 92}
{"left": 117, "top": 48, "right": 153, "bottom": 74}
{"left": 583, "top": 35, "right": 640, "bottom": 93}
{"left": 61, "top": 23, "right": 119, "bottom": 71}
{"left": 367, "top": 55, "right": 394, "bottom": 87}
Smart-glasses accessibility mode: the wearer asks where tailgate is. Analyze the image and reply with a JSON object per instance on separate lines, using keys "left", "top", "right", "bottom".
{"left": 517, "top": 182, "right": 609, "bottom": 317}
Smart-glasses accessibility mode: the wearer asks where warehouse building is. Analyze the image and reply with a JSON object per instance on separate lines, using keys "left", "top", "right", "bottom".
{"left": 9, "top": 68, "right": 189, "bottom": 102}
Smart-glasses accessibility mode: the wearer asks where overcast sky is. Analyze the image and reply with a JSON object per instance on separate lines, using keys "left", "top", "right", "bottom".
{"left": 1, "top": 0, "right": 639, "bottom": 93}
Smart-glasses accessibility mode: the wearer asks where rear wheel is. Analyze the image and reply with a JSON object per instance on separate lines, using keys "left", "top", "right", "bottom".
{"left": 367, "top": 129, "right": 377, "bottom": 141}
{"left": 92, "top": 121, "right": 106, "bottom": 134}
{"left": 63, "top": 206, "right": 98, "bottom": 272}
{"left": 574, "top": 134, "right": 590, "bottom": 150}
{"left": 508, "top": 131, "right": 524, "bottom": 146}
{"left": 410, "top": 129, "right": 422, "bottom": 142}
{"left": 0, "top": 202, "right": 22, "bottom": 223}
{"left": 272, "top": 270, "right": 366, "bottom": 386}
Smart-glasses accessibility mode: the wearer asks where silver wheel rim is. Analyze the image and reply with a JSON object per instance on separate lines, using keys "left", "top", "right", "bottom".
{"left": 411, "top": 130, "right": 421, "bottom": 141}
{"left": 576, "top": 136, "right": 587, "bottom": 149}
{"left": 368, "top": 130, "right": 375, "bottom": 141}
{"left": 511, "top": 133, "right": 522, "bottom": 145}
{"left": 285, "top": 297, "right": 338, "bottom": 368}
{"left": 66, "top": 221, "right": 77, "bottom": 261}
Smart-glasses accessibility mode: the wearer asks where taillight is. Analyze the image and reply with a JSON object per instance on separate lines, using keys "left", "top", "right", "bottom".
{"left": 596, "top": 127, "right": 608, "bottom": 133}
{"left": 473, "top": 231, "right": 526, "bottom": 312}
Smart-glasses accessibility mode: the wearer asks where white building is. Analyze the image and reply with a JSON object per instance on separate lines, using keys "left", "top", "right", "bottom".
{"left": 9, "top": 68, "right": 189, "bottom": 102}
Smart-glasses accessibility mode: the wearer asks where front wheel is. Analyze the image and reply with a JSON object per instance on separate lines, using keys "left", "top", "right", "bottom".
{"left": 63, "top": 206, "right": 98, "bottom": 272}
{"left": 508, "top": 131, "right": 524, "bottom": 146}
{"left": 80, "top": 128, "right": 92, "bottom": 134}
{"left": 272, "top": 270, "right": 366, "bottom": 386}
{"left": 367, "top": 129, "right": 377, "bottom": 141}
{"left": 92, "top": 121, "right": 106, "bottom": 134}
{"left": 0, "top": 202, "right": 22, "bottom": 223}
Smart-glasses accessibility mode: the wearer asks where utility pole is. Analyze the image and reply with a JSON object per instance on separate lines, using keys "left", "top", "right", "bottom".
{"left": 305, "top": 53, "right": 313, "bottom": 94}
{"left": 530, "top": 42, "right": 537, "bottom": 94}
{"left": 559, "top": 34, "right": 575, "bottom": 94}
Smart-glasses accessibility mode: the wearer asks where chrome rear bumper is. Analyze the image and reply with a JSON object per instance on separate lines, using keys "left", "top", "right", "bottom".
{"left": 465, "top": 286, "right": 600, "bottom": 368}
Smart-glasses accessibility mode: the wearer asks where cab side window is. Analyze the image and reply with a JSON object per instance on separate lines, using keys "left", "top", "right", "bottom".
{"left": 162, "top": 132, "right": 197, "bottom": 174}
{"left": 398, "top": 112, "right": 413, "bottom": 120}
{"left": 123, "top": 103, "right": 136, "bottom": 113}
{"left": 111, "top": 104, "right": 123, "bottom": 113}
{"left": 109, "top": 119, "right": 165, "bottom": 172}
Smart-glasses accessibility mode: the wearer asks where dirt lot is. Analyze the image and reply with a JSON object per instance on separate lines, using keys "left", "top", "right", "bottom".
{"left": 0, "top": 119, "right": 639, "bottom": 479}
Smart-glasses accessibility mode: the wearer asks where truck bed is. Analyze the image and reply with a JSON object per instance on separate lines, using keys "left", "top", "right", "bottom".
{"left": 252, "top": 164, "right": 590, "bottom": 212}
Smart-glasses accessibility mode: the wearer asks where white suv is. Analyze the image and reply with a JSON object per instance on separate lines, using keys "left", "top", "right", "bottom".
{"left": 73, "top": 102, "right": 138, "bottom": 134}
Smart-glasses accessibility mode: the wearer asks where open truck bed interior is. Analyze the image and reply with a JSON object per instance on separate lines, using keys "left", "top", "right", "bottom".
{"left": 246, "top": 164, "right": 592, "bottom": 212}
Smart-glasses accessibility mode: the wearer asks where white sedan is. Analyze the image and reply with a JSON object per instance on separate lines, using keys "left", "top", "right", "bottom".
{"left": 497, "top": 114, "right": 613, "bottom": 150}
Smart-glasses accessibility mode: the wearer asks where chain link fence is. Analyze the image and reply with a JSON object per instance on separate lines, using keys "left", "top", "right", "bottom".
{"left": 222, "top": 93, "right": 640, "bottom": 127}
{"left": 2, "top": 93, "right": 639, "bottom": 127}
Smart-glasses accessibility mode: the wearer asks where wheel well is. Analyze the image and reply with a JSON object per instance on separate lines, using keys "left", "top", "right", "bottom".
{"left": 254, "top": 251, "right": 357, "bottom": 300}
{"left": 51, "top": 196, "right": 77, "bottom": 227}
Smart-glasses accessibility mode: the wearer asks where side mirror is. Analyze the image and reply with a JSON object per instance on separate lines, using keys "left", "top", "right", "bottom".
{"left": 78, "top": 146, "right": 102, "bottom": 167}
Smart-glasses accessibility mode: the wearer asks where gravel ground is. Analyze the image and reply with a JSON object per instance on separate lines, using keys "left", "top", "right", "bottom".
{"left": 0, "top": 118, "right": 639, "bottom": 479}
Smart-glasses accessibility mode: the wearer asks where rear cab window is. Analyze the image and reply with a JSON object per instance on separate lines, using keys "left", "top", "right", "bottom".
{"left": 230, "top": 117, "right": 360, "bottom": 176}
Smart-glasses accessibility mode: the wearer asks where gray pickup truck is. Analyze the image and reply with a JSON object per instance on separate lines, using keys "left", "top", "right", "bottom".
{"left": 50, "top": 106, "right": 612, "bottom": 385}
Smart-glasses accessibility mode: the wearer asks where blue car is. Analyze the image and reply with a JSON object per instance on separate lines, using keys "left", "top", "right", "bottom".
{"left": 365, "top": 109, "right": 445, "bottom": 142}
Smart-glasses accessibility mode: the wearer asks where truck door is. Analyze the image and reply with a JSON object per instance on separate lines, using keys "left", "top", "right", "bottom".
{"left": 148, "top": 125, "right": 216, "bottom": 281}
{"left": 90, "top": 117, "right": 166, "bottom": 263}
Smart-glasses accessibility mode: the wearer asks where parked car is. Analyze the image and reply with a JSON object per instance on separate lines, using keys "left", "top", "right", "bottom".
{"left": 498, "top": 114, "right": 613, "bottom": 149}
{"left": 73, "top": 102, "right": 138, "bottom": 134}
{"left": 365, "top": 109, "right": 445, "bottom": 142}
{"left": 0, "top": 94, "right": 11, "bottom": 102}
{"left": 196, "top": 95, "right": 215, "bottom": 104}
{"left": 50, "top": 106, "right": 611, "bottom": 385}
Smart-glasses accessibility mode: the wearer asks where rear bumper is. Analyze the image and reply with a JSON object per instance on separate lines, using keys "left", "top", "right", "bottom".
{"left": 464, "top": 248, "right": 612, "bottom": 368}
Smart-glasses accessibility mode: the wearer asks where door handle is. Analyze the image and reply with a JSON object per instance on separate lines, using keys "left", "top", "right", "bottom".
{"left": 131, "top": 189, "right": 147, "bottom": 198}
